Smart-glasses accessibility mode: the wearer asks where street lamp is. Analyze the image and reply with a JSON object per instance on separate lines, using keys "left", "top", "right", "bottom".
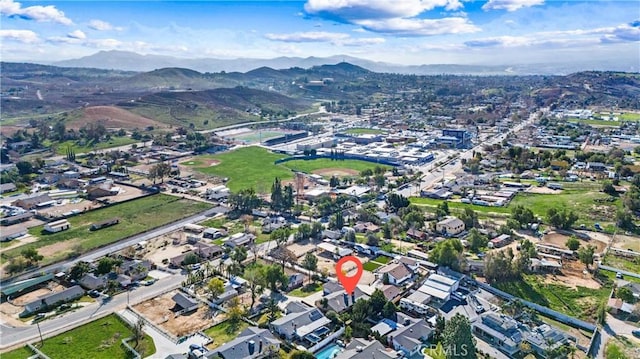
{"left": 36, "top": 321, "right": 44, "bottom": 347}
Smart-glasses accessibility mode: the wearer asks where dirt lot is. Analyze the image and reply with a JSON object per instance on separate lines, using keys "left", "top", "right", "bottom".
{"left": 142, "top": 231, "right": 194, "bottom": 265}
{"left": 133, "top": 290, "right": 219, "bottom": 337}
{"left": 313, "top": 168, "right": 359, "bottom": 177}
{"left": 542, "top": 232, "right": 607, "bottom": 254}
{"left": 288, "top": 242, "right": 316, "bottom": 258}
{"left": 540, "top": 260, "right": 601, "bottom": 289}
{"left": 614, "top": 234, "right": 640, "bottom": 251}
{"left": 37, "top": 185, "right": 146, "bottom": 218}
{"left": 526, "top": 186, "right": 560, "bottom": 194}
{"left": 0, "top": 283, "right": 69, "bottom": 327}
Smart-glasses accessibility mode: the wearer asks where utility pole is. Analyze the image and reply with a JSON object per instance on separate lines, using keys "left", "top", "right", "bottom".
{"left": 36, "top": 321, "right": 44, "bottom": 347}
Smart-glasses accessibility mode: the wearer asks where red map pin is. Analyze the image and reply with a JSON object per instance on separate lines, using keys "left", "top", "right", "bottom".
{"left": 335, "top": 255, "right": 363, "bottom": 295}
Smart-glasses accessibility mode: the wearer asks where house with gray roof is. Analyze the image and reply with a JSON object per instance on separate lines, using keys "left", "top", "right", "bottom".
{"left": 22, "top": 285, "right": 85, "bottom": 316}
{"left": 323, "top": 287, "right": 370, "bottom": 313}
{"left": 334, "top": 338, "right": 400, "bottom": 359}
{"left": 270, "top": 302, "right": 330, "bottom": 343}
{"left": 390, "top": 319, "right": 433, "bottom": 358}
{"left": 172, "top": 292, "right": 199, "bottom": 313}
{"left": 206, "top": 327, "right": 280, "bottom": 359}
{"left": 472, "top": 313, "right": 522, "bottom": 356}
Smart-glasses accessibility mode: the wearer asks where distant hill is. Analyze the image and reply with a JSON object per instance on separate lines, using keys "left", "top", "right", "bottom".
{"left": 50, "top": 50, "right": 639, "bottom": 75}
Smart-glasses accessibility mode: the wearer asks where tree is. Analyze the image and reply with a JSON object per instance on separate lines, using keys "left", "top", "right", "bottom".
{"left": 310, "top": 221, "right": 324, "bottom": 241}
{"left": 546, "top": 207, "right": 579, "bottom": 229}
{"left": 270, "top": 177, "right": 284, "bottom": 212}
{"left": 302, "top": 252, "right": 318, "bottom": 282}
{"left": 68, "top": 261, "right": 92, "bottom": 281}
{"left": 229, "top": 188, "right": 261, "bottom": 214}
{"left": 229, "top": 246, "right": 248, "bottom": 276}
{"left": 244, "top": 266, "right": 266, "bottom": 310}
{"left": 344, "top": 325, "right": 353, "bottom": 341}
{"left": 511, "top": 205, "right": 535, "bottom": 228}
{"left": 436, "top": 201, "right": 450, "bottom": 219}
{"left": 271, "top": 227, "right": 291, "bottom": 247}
{"left": 386, "top": 193, "right": 409, "bottom": 211}
{"left": 460, "top": 208, "right": 479, "bottom": 230}
{"left": 616, "top": 287, "right": 635, "bottom": 303}
{"left": 290, "top": 351, "right": 315, "bottom": 359}
{"left": 330, "top": 212, "right": 344, "bottom": 230}
{"left": 369, "top": 289, "right": 387, "bottom": 315}
{"left": 430, "top": 239, "right": 464, "bottom": 271}
{"left": 21, "top": 247, "right": 43, "bottom": 264}
{"left": 442, "top": 313, "right": 477, "bottom": 359}
{"left": 133, "top": 318, "right": 144, "bottom": 349}
{"left": 329, "top": 176, "right": 340, "bottom": 188}
{"left": 382, "top": 272, "right": 390, "bottom": 285}
{"left": 16, "top": 161, "right": 34, "bottom": 176}
{"left": 149, "top": 162, "right": 171, "bottom": 184}
{"left": 207, "top": 277, "right": 225, "bottom": 298}
{"left": 264, "top": 264, "right": 288, "bottom": 292}
{"left": 226, "top": 297, "right": 245, "bottom": 332}
{"left": 366, "top": 233, "right": 379, "bottom": 247}
{"left": 382, "top": 301, "right": 397, "bottom": 321}
{"left": 468, "top": 228, "right": 488, "bottom": 253}
{"left": 296, "top": 223, "right": 312, "bottom": 242}
{"left": 578, "top": 245, "right": 596, "bottom": 270}
{"left": 96, "top": 256, "right": 122, "bottom": 275}
{"left": 566, "top": 236, "right": 581, "bottom": 251}
{"left": 433, "top": 316, "right": 446, "bottom": 343}
{"left": 602, "top": 181, "right": 617, "bottom": 196}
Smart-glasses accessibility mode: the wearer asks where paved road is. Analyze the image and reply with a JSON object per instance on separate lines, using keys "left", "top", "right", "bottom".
{"left": 0, "top": 272, "right": 185, "bottom": 351}
{"left": 595, "top": 314, "right": 640, "bottom": 359}
{"left": 4, "top": 206, "right": 229, "bottom": 285}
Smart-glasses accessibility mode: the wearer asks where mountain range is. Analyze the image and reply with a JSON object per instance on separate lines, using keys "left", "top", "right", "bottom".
{"left": 52, "top": 50, "right": 639, "bottom": 76}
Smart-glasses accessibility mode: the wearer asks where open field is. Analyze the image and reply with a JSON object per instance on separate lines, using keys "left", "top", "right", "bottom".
{"left": 183, "top": 146, "right": 290, "bottom": 192}
{"left": 67, "top": 106, "right": 166, "bottom": 130}
{"left": 602, "top": 254, "right": 640, "bottom": 274}
{"left": 343, "top": 128, "right": 385, "bottom": 135}
{"left": 618, "top": 112, "right": 640, "bottom": 121}
{"left": 34, "top": 314, "right": 155, "bottom": 359}
{"left": 1, "top": 194, "right": 212, "bottom": 269}
{"left": 411, "top": 188, "right": 621, "bottom": 230}
{"left": 494, "top": 274, "right": 611, "bottom": 322}
{"left": 282, "top": 158, "right": 389, "bottom": 177}
{"left": 52, "top": 136, "right": 138, "bottom": 155}
{"left": 567, "top": 119, "right": 621, "bottom": 127}
{"left": 204, "top": 320, "right": 250, "bottom": 350}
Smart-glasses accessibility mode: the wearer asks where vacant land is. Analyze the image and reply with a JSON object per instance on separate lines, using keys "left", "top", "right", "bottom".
{"left": 35, "top": 314, "right": 155, "bottom": 359}
{"left": 343, "top": 128, "right": 385, "bottom": 135}
{"left": 495, "top": 274, "right": 611, "bottom": 322}
{"left": 52, "top": 136, "right": 137, "bottom": 155}
{"left": 184, "top": 146, "right": 290, "bottom": 192}
{"left": 204, "top": 320, "right": 250, "bottom": 350}
{"left": 67, "top": 106, "right": 166, "bottom": 130}
{"left": 2, "top": 194, "right": 212, "bottom": 268}
{"left": 602, "top": 254, "right": 640, "bottom": 274}
{"left": 282, "top": 158, "right": 389, "bottom": 177}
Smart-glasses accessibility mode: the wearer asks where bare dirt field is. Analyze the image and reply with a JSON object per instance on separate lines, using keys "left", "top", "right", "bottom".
{"left": 38, "top": 241, "right": 76, "bottom": 258}
{"left": 143, "top": 232, "right": 193, "bottom": 265}
{"left": 133, "top": 291, "right": 217, "bottom": 337}
{"left": 11, "top": 284, "right": 66, "bottom": 305}
{"left": 313, "top": 168, "right": 359, "bottom": 177}
{"left": 68, "top": 106, "right": 166, "bottom": 130}
{"left": 36, "top": 185, "right": 146, "bottom": 218}
{"left": 614, "top": 234, "right": 640, "bottom": 251}
{"left": 0, "top": 125, "right": 24, "bottom": 136}
{"left": 541, "top": 260, "right": 600, "bottom": 289}
{"left": 288, "top": 242, "right": 316, "bottom": 258}
{"left": 542, "top": 232, "right": 607, "bottom": 254}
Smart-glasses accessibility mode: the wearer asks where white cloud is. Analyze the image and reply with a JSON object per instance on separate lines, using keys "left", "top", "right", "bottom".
{"left": 340, "top": 37, "right": 385, "bottom": 46}
{"left": 482, "top": 0, "right": 544, "bottom": 12}
{"left": 67, "top": 30, "right": 86, "bottom": 39}
{"left": 0, "top": 29, "right": 39, "bottom": 43}
{"left": 356, "top": 17, "right": 480, "bottom": 36}
{"left": 0, "top": 0, "right": 72, "bottom": 25}
{"left": 88, "top": 19, "right": 121, "bottom": 31}
{"left": 265, "top": 31, "right": 349, "bottom": 43}
{"left": 304, "top": 0, "right": 464, "bottom": 21}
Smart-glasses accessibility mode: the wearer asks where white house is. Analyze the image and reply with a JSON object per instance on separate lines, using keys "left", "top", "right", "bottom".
{"left": 436, "top": 217, "right": 465, "bottom": 236}
{"left": 378, "top": 263, "right": 413, "bottom": 286}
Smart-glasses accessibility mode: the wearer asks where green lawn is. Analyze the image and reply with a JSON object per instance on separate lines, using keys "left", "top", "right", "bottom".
{"left": 52, "top": 136, "right": 138, "bottom": 155}
{"left": 289, "top": 282, "right": 322, "bottom": 297}
{"left": 282, "top": 158, "right": 389, "bottom": 176}
{"left": 183, "top": 146, "right": 290, "bottom": 192}
{"left": 567, "top": 119, "right": 621, "bottom": 127}
{"left": 1, "top": 346, "right": 35, "bottom": 359}
{"left": 619, "top": 112, "right": 640, "bottom": 121}
{"left": 598, "top": 268, "right": 640, "bottom": 285}
{"left": 343, "top": 128, "right": 385, "bottom": 135}
{"left": 363, "top": 261, "right": 382, "bottom": 272}
{"left": 2, "top": 194, "right": 212, "bottom": 266}
{"left": 372, "top": 255, "right": 391, "bottom": 264}
{"left": 602, "top": 254, "right": 640, "bottom": 275}
{"left": 410, "top": 197, "right": 511, "bottom": 215}
{"left": 36, "top": 314, "right": 155, "bottom": 359}
{"left": 495, "top": 274, "right": 612, "bottom": 322}
{"left": 204, "top": 320, "right": 250, "bottom": 350}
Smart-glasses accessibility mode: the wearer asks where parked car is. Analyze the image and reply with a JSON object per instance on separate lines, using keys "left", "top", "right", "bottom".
{"left": 616, "top": 272, "right": 624, "bottom": 279}
{"left": 88, "top": 290, "right": 101, "bottom": 298}
{"left": 632, "top": 329, "right": 640, "bottom": 338}
{"left": 475, "top": 305, "right": 485, "bottom": 313}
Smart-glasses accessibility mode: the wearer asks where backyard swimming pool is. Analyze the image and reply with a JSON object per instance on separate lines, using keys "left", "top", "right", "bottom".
{"left": 314, "top": 343, "right": 342, "bottom": 359}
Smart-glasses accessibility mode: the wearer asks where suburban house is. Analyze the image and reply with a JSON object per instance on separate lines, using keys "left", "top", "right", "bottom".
{"left": 90, "top": 217, "right": 119, "bottom": 231}
{"left": 171, "top": 292, "right": 199, "bottom": 314}
{"left": 523, "top": 324, "right": 571, "bottom": 358}
{"left": 472, "top": 313, "right": 523, "bottom": 356}
{"left": 397, "top": 257, "right": 420, "bottom": 273}
{"left": 436, "top": 217, "right": 465, "bottom": 236}
{"left": 1, "top": 212, "right": 34, "bottom": 226}
{"left": 0, "top": 183, "right": 17, "bottom": 193}
{"left": 206, "top": 327, "right": 280, "bottom": 359}
{"left": 270, "top": 302, "right": 330, "bottom": 343}
{"left": 21, "top": 285, "right": 85, "bottom": 317}
{"left": 378, "top": 263, "right": 413, "bottom": 286}
{"left": 120, "top": 259, "right": 153, "bottom": 280}
{"left": 323, "top": 287, "right": 370, "bottom": 313}
{"left": 13, "top": 194, "right": 53, "bottom": 210}
{"left": 203, "top": 227, "right": 226, "bottom": 239}
{"left": 353, "top": 221, "right": 380, "bottom": 233}
{"left": 44, "top": 219, "right": 71, "bottom": 233}
{"left": 390, "top": 319, "right": 434, "bottom": 358}
{"left": 287, "top": 273, "right": 305, "bottom": 290}
{"left": 224, "top": 232, "right": 256, "bottom": 248}
{"left": 379, "top": 284, "right": 402, "bottom": 302}
{"left": 334, "top": 338, "right": 401, "bottom": 359}
{"left": 78, "top": 273, "right": 108, "bottom": 290}
{"left": 400, "top": 291, "right": 432, "bottom": 315}
{"left": 86, "top": 182, "right": 120, "bottom": 199}
{"left": 406, "top": 228, "right": 427, "bottom": 241}
{"left": 416, "top": 273, "right": 460, "bottom": 305}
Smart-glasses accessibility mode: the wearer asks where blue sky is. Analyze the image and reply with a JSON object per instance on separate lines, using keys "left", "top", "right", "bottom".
{"left": 1, "top": 0, "right": 638, "bottom": 65}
